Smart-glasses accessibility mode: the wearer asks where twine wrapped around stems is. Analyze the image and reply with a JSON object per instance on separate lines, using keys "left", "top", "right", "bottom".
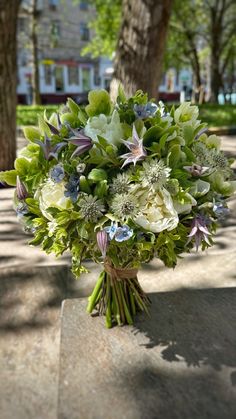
{"left": 104, "top": 257, "right": 138, "bottom": 281}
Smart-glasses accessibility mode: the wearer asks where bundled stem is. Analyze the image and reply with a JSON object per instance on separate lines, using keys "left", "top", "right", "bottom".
{"left": 87, "top": 261, "right": 150, "bottom": 328}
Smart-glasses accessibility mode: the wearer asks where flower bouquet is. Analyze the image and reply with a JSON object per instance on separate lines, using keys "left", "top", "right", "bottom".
{"left": 1, "top": 88, "right": 235, "bottom": 328}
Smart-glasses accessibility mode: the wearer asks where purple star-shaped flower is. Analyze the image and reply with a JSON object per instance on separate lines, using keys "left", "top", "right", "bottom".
{"left": 120, "top": 125, "right": 147, "bottom": 168}
{"left": 16, "top": 176, "right": 28, "bottom": 200}
{"left": 187, "top": 215, "right": 211, "bottom": 251}
{"left": 67, "top": 128, "right": 92, "bottom": 158}
{"left": 183, "top": 164, "right": 209, "bottom": 177}
{"left": 34, "top": 135, "right": 66, "bottom": 161}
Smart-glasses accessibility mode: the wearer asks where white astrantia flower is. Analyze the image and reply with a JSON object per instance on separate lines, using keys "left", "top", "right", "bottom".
{"left": 110, "top": 172, "right": 132, "bottom": 195}
{"left": 110, "top": 193, "right": 139, "bottom": 221}
{"left": 84, "top": 110, "right": 123, "bottom": 146}
{"left": 140, "top": 159, "right": 171, "bottom": 191}
{"left": 174, "top": 102, "right": 200, "bottom": 128}
{"left": 134, "top": 187, "right": 179, "bottom": 233}
{"left": 38, "top": 180, "right": 72, "bottom": 220}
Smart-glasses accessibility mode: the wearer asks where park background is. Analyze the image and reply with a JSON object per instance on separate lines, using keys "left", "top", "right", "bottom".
{"left": 0, "top": 0, "right": 236, "bottom": 171}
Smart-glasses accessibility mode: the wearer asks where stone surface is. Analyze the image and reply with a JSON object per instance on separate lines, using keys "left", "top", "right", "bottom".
{"left": 0, "top": 265, "right": 69, "bottom": 419}
{"left": 58, "top": 293, "right": 236, "bottom": 419}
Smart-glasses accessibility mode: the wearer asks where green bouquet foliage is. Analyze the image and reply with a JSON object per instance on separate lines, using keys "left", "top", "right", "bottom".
{"left": 1, "top": 89, "right": 235, "bottom": 327}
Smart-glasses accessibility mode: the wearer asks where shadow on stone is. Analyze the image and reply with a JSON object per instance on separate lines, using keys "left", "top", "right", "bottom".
{"left": 118, "top": 364, "right": 236, "bottom": 419}
{"left": 133, "top": 288, "right": 236, "bottom": 370}
{"left": 0, "top": 265, "right": 75, "bottom": 333}
{"left": 58, "top": 288, "right": 236, "bottom": 419}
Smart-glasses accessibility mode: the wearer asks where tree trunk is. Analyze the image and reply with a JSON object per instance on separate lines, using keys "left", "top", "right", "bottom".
{"left": 210, "top": 51, "right": 222, "bottom": 103}
{"left": 208, "top": 4, "right": 223, "bottom": 103}
{"left": 111, "top": 0, "right": 173, "bottom": 99}
{"left": 31, "top": 0, "right": 41, "bottom": 105}
{"left": 0, "top": 0, "right": 20, "bottom": 171}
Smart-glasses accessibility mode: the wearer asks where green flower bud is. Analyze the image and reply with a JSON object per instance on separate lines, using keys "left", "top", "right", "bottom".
{"left": 88, "top": 168, "right": 107, "bottom": 182}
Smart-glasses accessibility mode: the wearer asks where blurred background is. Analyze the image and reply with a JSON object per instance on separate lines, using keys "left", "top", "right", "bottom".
{"left": 0, "top": 0, "right": 236, "bottom": 171}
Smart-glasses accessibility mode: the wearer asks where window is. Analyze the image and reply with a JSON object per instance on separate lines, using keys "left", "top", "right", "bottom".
{"left": 18, "top": 17, "right": 26, "bottom": 32}
{"left": 93, "top": 64, "right": 100, "bottom": 86}
{"left": 176, "top": 70, "right": 179, "bottom": 87}
{"left": 49, "top": 0, "right": 59, "bottom": 9}
{"left": 80, "top": 22, "right": 89, "bottom": 41}
{"left": 161, "top": 73, "right": 166, "bottom": 87}
{"left": 166, "top": 70, "right": 175, "bottom": 92}
{"left": 55, "top": 66, "right": 64, "bottom": 92}
{"left": 51, "top": 20, "right": 61, "bottom": 47}
{"left": 51, "top": 20, "right": 61, "bottom": 37}
{"left": 82, "top": 67, "right": 91, "bottom": 91}
{"left": 19, "top": 51, "right": 28, "bottom": 67}
{"left": 80, "top": 1, "right": 89, "bottom": 10}
{"left": 68, "top": 66, "right": 79, "bottom": 85}
{"left": 44, "top": 65, "right": 52, "bottom": 85}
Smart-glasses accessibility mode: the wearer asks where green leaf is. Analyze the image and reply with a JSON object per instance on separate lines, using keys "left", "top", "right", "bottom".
{"left": 0, "top": 170, "right": 17, "bottom": 186}
{"left": 60, "top": 113, "right": 80, "bottom": 127}
{"left": 183, "top": 146, "right": 196, "bottom": 162}
{"left": 14, "top": 157, "right": 30, "bottom": 175}
{"left": 94, "top": 180, "right": 108, "bottom": 198}
{"left": 143, "top": 126, "right": 163, "bottom": 144}
{"left": 160, "top": 133, "right": 169, "bottom": 151}
{"left": 78, "top": 109, "right": 88, "bottom": 125}
{"left": 118, "top": 84, "right": 127, "bottom": 103}
{"left": 25, "top": 198, "right": 42, "bottom": 216}
{"left": 77, "top": 223, "right": 89, "bottom": 239}
{"left": 85, "top": 89, "right": 111, "bottom": 117}
{"left": 168, "top": 145, "right": 181, "bottom": 168}
{"left": 38, "top": 115, "right": 51, "bottom": 137}
{"left": 79, "top": 175, "right": 91, "bottom": 194}
{"left": 67, "top": 97, "right": 80, "bottom": 115}
{"left": 23, "top": 126, "right": 41, "bottom": 143}
{"left": 97, "top": 135, "right": 109, "bottom": 149}
{"left": 29, "top": 233, "right": 45, "bottom": 246}
{"left": 183, "top": 125, "right": 194, "bottom": 145}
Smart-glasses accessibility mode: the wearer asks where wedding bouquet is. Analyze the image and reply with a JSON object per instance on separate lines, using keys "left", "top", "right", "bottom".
{"left": 1, "top": 89, "right": 235, "bottom": 327}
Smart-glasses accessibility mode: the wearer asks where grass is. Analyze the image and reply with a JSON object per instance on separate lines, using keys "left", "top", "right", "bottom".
{"left": 198, "top": 104, "right": 236, "bottom": 127}
{"left": 17, "top": 103, "right": 236, "bottom": 128}
{"left": 17, "top": 105, "right": 58, "bottom": 126}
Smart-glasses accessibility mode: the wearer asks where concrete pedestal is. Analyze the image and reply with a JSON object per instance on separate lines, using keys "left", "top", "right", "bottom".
{"left": 58, "top": 290, "right": 236, "bottom": 419}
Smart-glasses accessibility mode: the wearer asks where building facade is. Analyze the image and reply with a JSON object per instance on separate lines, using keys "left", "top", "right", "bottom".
{"left": 17, "top": 0, "right": 113, "bottom": 104}
{"left": 17, "top": 0, "right": 194, "bottom": 104}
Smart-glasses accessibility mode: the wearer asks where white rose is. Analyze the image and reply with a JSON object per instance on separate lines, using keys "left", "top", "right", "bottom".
{"left": 38, "top": 180, "right": 72, "bottom": 220}
{"left": 134, "top": 187, "right": 179, "bottom": 233}
{"left": 84, "top": 110, "right": 123, "bottom": 146}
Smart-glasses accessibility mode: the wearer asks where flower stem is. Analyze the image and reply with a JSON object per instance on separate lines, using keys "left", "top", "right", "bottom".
{"left": 111, "top": 285, "right": 122, "bottom": 326}
{"left": 105, "top": 279, "right": 112, "bottom": 328}
{"left": 118, "top": 281, "right": 133, "bottom": 325}
{"left": 87, "top": 269, "right": 150, "bottom": 327}
{"left": 87, "top": 271, "right": 105, "bottom": 313}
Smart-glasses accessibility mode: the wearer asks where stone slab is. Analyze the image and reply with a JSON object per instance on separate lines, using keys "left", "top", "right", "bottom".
{"left": 58, "top": 292, "right": 236, "bottom": 419}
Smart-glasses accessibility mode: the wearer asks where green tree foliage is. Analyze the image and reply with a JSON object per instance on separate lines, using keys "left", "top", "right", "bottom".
{"left": 83, "top": 0, "right": 235, "bottom": 103}
{"left": 165, "top": 0, "right": 236, "bottom": 102}
{"left": 81, "top": 0, "right": 122, "bottom": 58}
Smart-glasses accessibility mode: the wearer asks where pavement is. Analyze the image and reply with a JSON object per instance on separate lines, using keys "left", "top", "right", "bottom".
{"left": 0, "top": 135, "right": 236, "bottom": 419}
